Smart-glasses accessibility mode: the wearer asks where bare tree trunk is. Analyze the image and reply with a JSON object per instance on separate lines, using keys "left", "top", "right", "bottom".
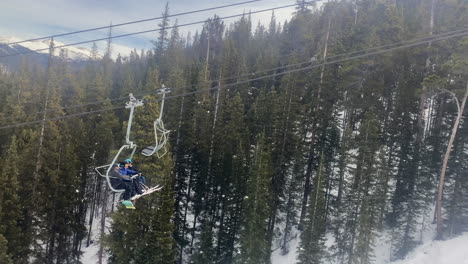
{"left": 205, "top": 77, "right": 223, "bottom": 228}
{"left": 416, "top": 0, "right": 436, "bottom": 143}
{"left": 33, "top": 38, "right": 55, "bottom": 194}
{"left": 98, "top": 186, "right": 109, "bottom": 264}
{"left": 207, "top": 78, "right": 222, "bottom": 178}
{"left": 46, "top": 145, "right": 62, "bottom": 263}
{"left": 106, "top": 23, "right": 113, "bottom": 59}
{"left": 111, "top": 193, "right": 115, "bottom": 213}
{"left": 95, "top": 178, "right": 103, "bottom": 218}
{"left": 86, "top": 174, "right": 99, "bottom": 247}
{"left": 189, "top": 96, "right": 200, "bottom": 253}
{"left": 435, "top": 82, "right": 468, "bottom": 239}
{"left": 428, "top": 0, "right": 436, "bottom": 43}
{"left": 319, "top": 15, "right": 332, "bottom": 89}
{"left": 346, "top": 210, "right": 358, "bottom": 264}
{"left": 416, "top": 0, "right": 437, "bottom": 237}
{"left": 353, "top": 0, "right": 359, "bottom": 25}
{"left": 202, "top": 31, "right": 211, "bottom": 101}
{"left": 204, "top": 34, "right": 210, "bottom": 82}
{"left": 280, "top": 93, "right": 294, "bottom": 252}
{"left": 174, "top": 96, "right": 185, "bottom": 162}
{"left": 310, "top": 154, "right": 325, "bottom": 232}
{"left": 337, "top": 88, "right": 352, "bottom": 209}
{"left": 179, "top": 164, "right": 193, "bottom": 262}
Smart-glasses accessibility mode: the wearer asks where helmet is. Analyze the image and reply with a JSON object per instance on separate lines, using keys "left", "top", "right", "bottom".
{"left": 112, "top": 163, "right": 120, "bottom": 168}
{"left": 125, "top": 158, "right": 133, "bottom": 164}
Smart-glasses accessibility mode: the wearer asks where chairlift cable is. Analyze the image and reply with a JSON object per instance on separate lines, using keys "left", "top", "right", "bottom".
{"left": 14, "top": 26, "right": 468, "bottom": 118}
{"left": 3, "top": 0, "right": 263, "bottom": 46}
{"left": 0, "top": 1, "right": 317, "bottom": 58}
{"left": 0, "top": 28, "right": 467, "bottom": 130}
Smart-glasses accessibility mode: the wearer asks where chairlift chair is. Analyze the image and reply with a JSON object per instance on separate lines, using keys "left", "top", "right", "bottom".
{"left": 141, "top": 85, "right": 171, "bottom": 158}
{"left": 95, "top": 93, "right": 143, "bottom": 193}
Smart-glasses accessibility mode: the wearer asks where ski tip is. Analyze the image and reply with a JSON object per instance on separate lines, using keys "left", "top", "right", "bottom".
{"left": 129, "top": 185, "right": 164, "bottom": 201}
{"left": 122, "top": 200, "right": 136, "bottom": 209}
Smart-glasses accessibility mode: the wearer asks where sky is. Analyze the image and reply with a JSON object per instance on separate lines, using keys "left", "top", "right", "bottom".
{"left": 0, "top": 0, "right": 301, "bottom": 57}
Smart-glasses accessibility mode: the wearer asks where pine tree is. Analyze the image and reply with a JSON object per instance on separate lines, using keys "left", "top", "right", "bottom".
{"left": 297, "top": 154, "right": 328, "bottom": 264}
{"left": 348, "top": 111, "right": 382, "bottom": 264}
{"left": 0, "top": 4, "right": 466, "bottom": 264}
{"left": 154, "top": 2, "right": 170, "bottom": 63}
{"left": 191, "top": 220, "right": 216, "bottom": 264}
{"left": 0, "top": 235, "right": 12, "bottom": 264}
{"left": 33, "top": 61, "right": 68, "bottom": 263}
{"left": 212, "top": 93, "right": 249, "bottom": 263}
{"left": 237, "top": 135, "right": 272, "bottom": 264}
{"left": 0, "top": 136, "right": 21, "bottom": 260}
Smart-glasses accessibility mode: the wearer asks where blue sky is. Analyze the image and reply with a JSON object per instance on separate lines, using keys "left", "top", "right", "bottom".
{"left": 0, "top": 0, "right": 299, "bottom": 56}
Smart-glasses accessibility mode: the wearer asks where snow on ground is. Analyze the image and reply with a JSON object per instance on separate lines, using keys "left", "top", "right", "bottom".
{"left": 80, "top": 209, "right": 110, "bottom": 264}
{"left": 80, "top": 192, "right": 120, "bottom": 264}
{"left": 271, "top": 214, "right": 437, "bottom": 264}
{"left": 81, "top": 240, "right": 104, "bottom": 264}
{"left": 271, "top": 235, "right": 299, "bottom": 264}
{"left": 79, "top": 196, "right": 465, "bottom": 264}
{"left": 373, "top": 231, "right": 392, "bottom": 264}
{"left": 392, "top": 233, "right": 468, "bottom": 264}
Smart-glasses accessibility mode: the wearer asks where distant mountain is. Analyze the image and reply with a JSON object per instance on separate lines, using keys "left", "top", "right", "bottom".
{"left": 0, "top": 36, "right": 100, "bottom": 71}
{"left": 0, "top": 36, "right": 99, "bottom": 60}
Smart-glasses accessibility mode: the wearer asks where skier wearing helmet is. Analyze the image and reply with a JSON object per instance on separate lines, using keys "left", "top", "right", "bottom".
{"left": 122, "top": 158, "right": 146, "bottom": 185}
{"left": 109, "top": 163, "right": 135, "bottom": 200}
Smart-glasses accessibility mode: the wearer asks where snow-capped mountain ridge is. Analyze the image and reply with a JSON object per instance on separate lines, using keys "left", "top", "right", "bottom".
{"left": 0, "top": 35, "right": 100, "bottom": 60}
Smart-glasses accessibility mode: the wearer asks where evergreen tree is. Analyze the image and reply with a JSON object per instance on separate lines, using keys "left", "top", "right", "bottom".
{"left": 0, "top": 3, "right": 466, "bottom": 264}
{"left": 0, "top": 235, "right": 12, "bottom": 264}
{"left": 191, "top": 220, "right": 216, "bottom": 264}
{"left": 237, "top": 135, "right": 272, "bottom": 264}
{"left": 297, "top": 154, "right": 328, "bottom": 264}
{"left": 0, "top": 136, "right": 21, "bottom": 260}
{"left": 154, "top": 2, "right": 170, "bottom": 63}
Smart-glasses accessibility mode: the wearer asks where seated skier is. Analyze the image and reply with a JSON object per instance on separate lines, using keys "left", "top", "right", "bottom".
{"left": 118, "top": 160, "right": 144, "bottom": 195}
{"left": 109, "top": 164, "right": 135, "bottom": 200}
{"left": 124, "top": 158, "right": 146, "bottom": 185}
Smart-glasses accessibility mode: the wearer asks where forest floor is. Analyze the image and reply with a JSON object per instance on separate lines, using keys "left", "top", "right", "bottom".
{"left": 80, "top": 199, "right": 466, "bottom": 264}
{"left": 271, "top": 229, "right": 468, "bottom": 264}
{"left": 393, "top": 232, "right": 468, "bottom": 264}
{"left": 80, "top": 194, "right": 118, "bottom": 264}
{"left": 81, "top": 219, "right": 467, "bottom": 264}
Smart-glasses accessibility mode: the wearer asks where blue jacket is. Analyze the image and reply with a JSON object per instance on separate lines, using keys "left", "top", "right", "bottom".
{"left": 119, "top": 167, "right": 139, "bottom": 176}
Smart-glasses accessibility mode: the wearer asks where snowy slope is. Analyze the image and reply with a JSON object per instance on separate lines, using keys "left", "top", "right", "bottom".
{"left": 271, "top": 233, "right": 468, "bottom": 264}
{"left": 0, "top": 36, "right": 99, "bottom": 60}
{"left": 80, "top": 193, "right": 121, "bottom": 264}
{"left": 392, "top": 233, "right": 468, "bottom": 264}
{"left": 271, "top": 236, "right": 299, "bottom": 264}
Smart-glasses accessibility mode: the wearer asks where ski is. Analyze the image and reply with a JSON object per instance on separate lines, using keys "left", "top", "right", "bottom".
{"left": 130, "top": 185, "right": 163, "bottom": 201}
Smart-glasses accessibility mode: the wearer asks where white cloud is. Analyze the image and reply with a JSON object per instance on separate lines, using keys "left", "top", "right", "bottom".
{"left": 0, "top": 0, "right": 311, "bottom": 56}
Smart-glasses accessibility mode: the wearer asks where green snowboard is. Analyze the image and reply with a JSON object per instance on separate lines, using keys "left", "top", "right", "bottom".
{"left": 122, "top": 200, "right": 136, "bottom": 209}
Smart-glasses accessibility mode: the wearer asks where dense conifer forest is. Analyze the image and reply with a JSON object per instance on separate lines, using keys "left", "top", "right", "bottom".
{"left": 0, "top": 0, "right": 467, "bottom": 263}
